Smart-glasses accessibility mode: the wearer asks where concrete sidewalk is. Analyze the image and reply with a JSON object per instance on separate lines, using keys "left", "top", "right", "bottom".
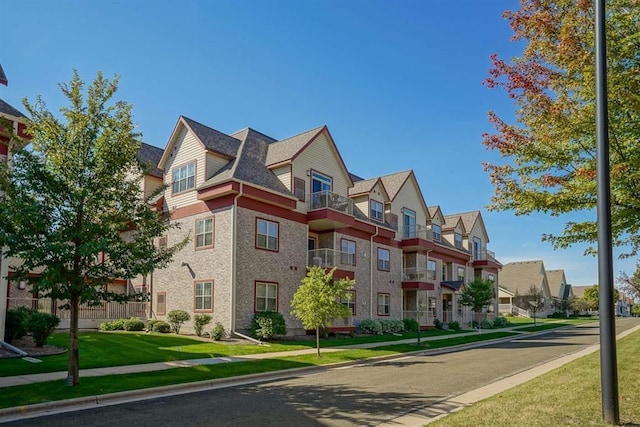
{"left": 0, "top": 328, "right": 524, "bottom": 388}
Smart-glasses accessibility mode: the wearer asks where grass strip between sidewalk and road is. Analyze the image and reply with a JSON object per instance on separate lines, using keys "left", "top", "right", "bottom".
{"left": 430, "top": 328, "right": 640, "bottom": 426}
{"left": 0, "top": 331, "right": 516, "bottom": 409}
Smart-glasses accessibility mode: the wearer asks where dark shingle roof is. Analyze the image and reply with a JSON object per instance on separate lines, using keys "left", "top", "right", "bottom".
{"left": 349, "top": 177, "right": 379, "bottom": 195}
{"left": 137, "top": 143, "right": 164, "bottom": 178}
{"left": 182, "top": 116, "right": 241, "bottom": 158}
{"left": 199, "top": 128, "right": 294, "bottom": 198}
{"left": 0, "top": 63, "right": 7, "bottom": 86}
{"left": 0, "top": 98, "right": 26, "bottom": 118}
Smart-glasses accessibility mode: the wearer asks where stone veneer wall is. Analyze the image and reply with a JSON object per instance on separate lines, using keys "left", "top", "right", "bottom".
{"left": 152, "top": 206, "right": 234, "bottom": 334}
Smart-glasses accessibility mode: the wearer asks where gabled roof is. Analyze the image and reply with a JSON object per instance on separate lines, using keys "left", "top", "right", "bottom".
{"left": 158, "top": 116, "right": 241, "bottom": 169}
{"left": 0, "top": 98, "right": 26, "bottom": 119}
{"left": 199, "top": 128, "right": 294, "bottom": 198}
{"left": 428, "top": 205, "right": 444, "bottom": 223}
{"left": 380, "top": 170, "right": 412, "bottom": 201}
{"left": 499, "top": 260, "right": 549, "bottom": 296}
{"left": 0, "top": 63, "right": 7, "bottom": 86}
{"left": 546, "top": 269, "right": 567, "bottom": 299}
{"left": 349, "top": 177, "right": 389, "bottom": 200}
{"left": 137, "top": 142, "right": 164, "bottom": 178}
{"left": 349, "top": 172, "right": 364, "bottom": 182}
{"left": 265, "top": 126, "right": 324, "bottom": 166}
{"left": 443, "top": 214, "right": 466, "bottom": 233}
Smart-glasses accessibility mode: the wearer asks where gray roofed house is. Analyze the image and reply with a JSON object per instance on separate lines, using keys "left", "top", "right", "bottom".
{"left": 348, "top": 177, "right": 380, "bottom": 196}
{"left": 265, "top": 126, "right": 324, "bottom": 166}
{"left": 182, "top": 116, "right": 241, "bottom": 158}
{"left": 546, "top": 269, "right": 570, "bottom": 299}
{"left": 0, "top": 98, "right": 26, "bottom": 119}
{"left": 137, "top": 142, "right": 164, "bottom": 178}
{"left": 499, "top": 260, "right": 551, "bottom": 297}
{"left": 443, "top": 214, "right": 465, "bottom": 232}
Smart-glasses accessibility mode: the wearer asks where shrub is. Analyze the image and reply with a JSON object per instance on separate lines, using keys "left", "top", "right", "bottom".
{"left": 380, "top": 318, "right": 404, "bottom": 334}
{"left": 403, "top": 318, "right": 419, "bottom": 333}
{"left": 147, "top": 319, "right": 160, "bottom": 331}
{"left": 433, "top": 319, "right": 444, "bottom": 330}
{"left": 194, "top": 314, "right": 212, "bottom": 337}
{"left": 111, "top": 318, "right": 127, "bottom": 330}
{"left": 29, "top": 312, "right": 60, "bottom": 347}
{"left": 4, "top": 307, "right": 33, "bottom": 343}
{"left": 124, "top": 317, "right": 145, "bottom": 331}
{"left": 98, "top": 321, "right": 114, "bottom": 331}
{"left": 480, "top": 318, "right": 494, "bottom": 329}
{"left": 470, "top": 320, "right": 479, "bottom": 328}
{"left": 152, "top": 321, "right": 171, "bottom": 333}
{"left": 211, "top": 322, "right": 226, "bottom": 341}
{"left": 548, "top": 312, "right": 568, "bottom": 319}
{"left": 493, "top": 316, "right": 510, "bottom": 328}
{"left": 448, "top": 321, "right": 461, "bottom": 330}
{"left": 359, "top": 319, "right": 382, "bottom": 335}
{"left": 504, "top": 312, "right": 514, "bottom": 317}
{"left": 251, "top": 311, "right": 286, "bottom": 340}
{"left": 167, "top": 310, "right": 191, "bottom": 334}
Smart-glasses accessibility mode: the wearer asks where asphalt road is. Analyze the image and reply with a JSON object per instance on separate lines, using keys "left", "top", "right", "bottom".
{"left": 7, "top": 318, "right": 640, "bottom": 427}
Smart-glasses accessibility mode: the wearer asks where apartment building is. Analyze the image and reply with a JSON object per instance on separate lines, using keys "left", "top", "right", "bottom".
{"left": 137, "top": 115, "right": 502, "bottom": 335}
{"left": 498, "top": 260, "right": 554, "bottom": 316}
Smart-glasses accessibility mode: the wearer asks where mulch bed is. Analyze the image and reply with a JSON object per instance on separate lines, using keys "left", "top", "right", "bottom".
{"left": 0, "top": 336, "right": 66, "bottom": 359}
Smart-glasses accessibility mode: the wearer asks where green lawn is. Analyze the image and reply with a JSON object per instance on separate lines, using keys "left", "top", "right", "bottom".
{"left": 431, "top": 329, "right": 640, "bottom": 426}
{"left": 0, "top": 331, "right": 517, "bottom": 409}
{"left": 0, "top": 328, "right": 467, "bottom": 377}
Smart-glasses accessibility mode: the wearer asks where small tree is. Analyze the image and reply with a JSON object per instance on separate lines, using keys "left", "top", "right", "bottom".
{"left": 632, "top": 304, "right": 640, "bottom": 317}
{"left": 193, "top": 314, "right": 212, "bottom": 337}
{"left": 617, "top": 263, "right": 640, "bottom": 301}
{"left": 167, "top": 310, "right": 191, "bottom": 334}
{"left": 291, "top": 266, "right": 354, "bottom": 356}
{"left": 459, "top": 278, "right": 494, "bottom": 320}
{"left": 521, "top": 285, "right": 544, "bottom": 327}
{"left": 584, "top": 284, "right": 620, "bottom": 312}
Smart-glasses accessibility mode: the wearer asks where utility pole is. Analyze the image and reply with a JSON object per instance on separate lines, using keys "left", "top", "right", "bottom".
{"left": 595, "top": 0, "right": 619, "bottom": 424}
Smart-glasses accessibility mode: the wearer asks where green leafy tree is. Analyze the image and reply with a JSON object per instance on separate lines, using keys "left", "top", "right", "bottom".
{"left": 459, "top": 278, "right": 494, "bottom": 314}
{"left": 291, "top": 266, "right": 354, "bottom": 356}
{"left": 583, "top": 284, "right": 620, "bottom": 311}
{"left": 616, "top": 262, "right": 640, "bottom": 300}
{"left": 0, "top": 72, "right": 186, "bottom": 385}
{"left": 520, "top": 285, "right": 545, "bottom": 326}
{"left": 632, "top": 304, "right": 640, "bottom": 317}
{"left": 483, "top": 1, "right": 640, "bottom": 256}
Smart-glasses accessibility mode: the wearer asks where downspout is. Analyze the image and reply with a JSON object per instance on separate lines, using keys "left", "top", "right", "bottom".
{"left": 369, "top": 227, "right": 379, "bottom": 318}
{"left": 231, "top": 183, "right": 244, "bottom": 335}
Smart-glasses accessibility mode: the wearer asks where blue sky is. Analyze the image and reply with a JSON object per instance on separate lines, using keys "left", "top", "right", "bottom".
{"left": 1, "top": 0, "right": 634, "bottom": 286}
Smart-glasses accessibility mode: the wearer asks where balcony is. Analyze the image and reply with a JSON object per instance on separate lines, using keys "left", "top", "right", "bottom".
{"left": 472, "top": 249, "right": 501, "bottom": 269}
{"left": 399, "top": 224, "right": 434, "bottom": 252}
{"left": 307, "top": 191, "right": 355, "bottom": 231}
{"left": 401, "top": 267, "right": 435, "bottom": 290}
{"left": 308, "top": 248, "right": 355, "bottom": 270}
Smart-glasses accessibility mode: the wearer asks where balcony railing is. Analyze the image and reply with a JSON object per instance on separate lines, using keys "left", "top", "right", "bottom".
{"left": 474, "top": 249, "right": 497, "bottom": 262}
{"left": 309, "top": 191, "right": 354, "bottom": 215}
{"left": 6, "top": 298, "right": 148, "bottom": 320}
{"left": 402, "top": 267, "right": 436, "bottom": 282}
{"left": 308, "top": 248, "right": 355, "bottom": 268}
{"left": 401, "top": 224, "right": 432, "bottom": 240}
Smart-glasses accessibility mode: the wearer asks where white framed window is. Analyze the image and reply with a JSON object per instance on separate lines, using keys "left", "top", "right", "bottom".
{"left": 431, "top": 224, "right": 441, "bottom": 241}
{"left": 488, "top": 274, "right": 495, "bottom": 283}
{"left": 341, "top": 290, "right": 356, "bottom": 315}
{"left": 194, "top": 281, "right": 213, "bottom": 311}
{"left": 403, "top": 208, "right": 417, "bottom": 238}
{"left": 427, "top": 260, "right": 437, "bottom": 280}
{"left": 256, "top": 219, "right": 278, "bottom": 251}
{"left": 377, "top": 248, "right": 390, "bottom": 271}
{"left": 454, "top": 232, "right": 463, "bottom": 249}
{"left": 377, "top": 293, "right": 390, "bottom": 316}
{"left": 341, "top": 239, "right": 356, "bottom": 266}
{"left": 473, "top": 237, "right": 482, "bottom": 260}
{"left": 311, "top": 171, "right": 332, "bottom": 194}
{"left": 457, "top": 266, "right": 466, "bottom": 280}
{"left": 255, "top": 282, "right": 277, "bottom": 312}
{"left": 195, "top": 217, "right": 214, "bottom": 248}
{"left": 171, "top": 162, "right": 195, "bottom": 194}
{"left": 370, "top": 200, "right": 383, "bottom": 221}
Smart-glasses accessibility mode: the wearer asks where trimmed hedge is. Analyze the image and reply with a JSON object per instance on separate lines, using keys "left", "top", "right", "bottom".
{"left": 250, "top": 311, "right": 286, "bottom": 340}
{"left": 152, "top": 321, "right": 171, "bottom": 333}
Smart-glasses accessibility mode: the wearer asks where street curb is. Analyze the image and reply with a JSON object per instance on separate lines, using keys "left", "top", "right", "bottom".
{"left": 0, "top": 325, "right": 579, "bottom": 422}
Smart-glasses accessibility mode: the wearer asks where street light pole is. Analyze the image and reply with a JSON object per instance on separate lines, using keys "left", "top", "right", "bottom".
{"left": 595, "top": 0, "right": 619, "bottom": 424}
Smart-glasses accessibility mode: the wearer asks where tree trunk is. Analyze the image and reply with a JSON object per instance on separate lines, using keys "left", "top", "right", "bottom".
{"left": 316, "top": 326, "right": 320, "bottom": 357}
{"left": 66, "top": 294, "right": 80, "bottom": 386}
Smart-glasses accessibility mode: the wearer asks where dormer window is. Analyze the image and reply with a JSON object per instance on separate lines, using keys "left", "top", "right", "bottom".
{"left": 432, "top": 224, "right": 441, "bottom": 241}
{"left": 370, "top": 200, "right": 383, "bottom": 221}
{"left": 172, "top": 161, "right": 195, "bottom": 194}
{"left": 454, "top": 232, "right": 463, "bottom": 249}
